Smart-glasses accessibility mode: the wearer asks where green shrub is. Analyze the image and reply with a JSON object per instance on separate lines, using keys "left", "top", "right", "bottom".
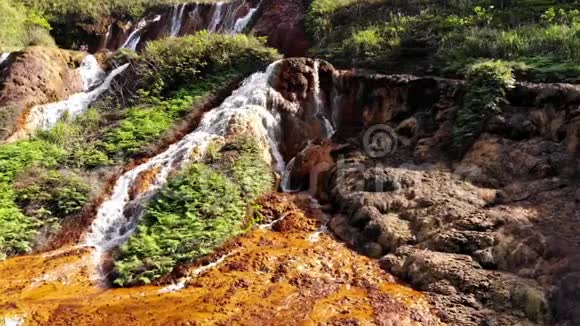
{"left": 0, "top": 140, "right": 66, "bottom": 183}
{"left": 136, "top": 31, "right": 280, "bottom": 95}
{"left": 14, "top": 169, "right": 90, "bottom": 220}
{"left": 231, "top": 137, "right": 275, "bottom": 201}
{"left": 0, "top": 0, "right": 54, "bottom": 52}
{"left": 0, "top": 183, "right": 41, "bottom": 260}
{"left": 450, "top": 60, "right": 514, "bottom": 155}
{"left": 113, "top": 164, "right": 246, "bottom": 286}
{"left": 113, "top": 136, "right": 274, "bottom": 286}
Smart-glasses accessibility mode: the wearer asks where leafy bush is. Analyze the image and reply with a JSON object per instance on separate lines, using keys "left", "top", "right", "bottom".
{"left": 230, "top": 137, "right": 275, "bottom": 201}
{"left": 0, "top": 0, "right": 54, "bottom": 52}
{"left": 0, "top": 183, "right": 41, "bottom": 260}
{"left": 136, "top": 31, "right": 280, "bottom": 95}
{"left": 450, "top": 60, "right": 514, "bottom": 155}
{"left": 113, "top": 164, "right": 246, "bottom": 286}
{"left": 14, "top": 169, "right": 90, "bottom": 220}
{"left": 307, "top": 0, "right": 580, "bottom": 81}
{"left": 0, "top": 140, "right": 66, "bottom": 183}
{"left": 113, "top": 136, "right": 274, "bottom": 286}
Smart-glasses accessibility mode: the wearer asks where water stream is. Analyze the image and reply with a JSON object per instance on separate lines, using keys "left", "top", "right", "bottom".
{"left": 169, "top": 4, "right": 187, "bottom": 37}
{"left": 121, "top": 15, "right": 161, "bottom": 51}
{"left": 85, "top": 61, "right": 286, "bottom": 253}
{"left": 7, "top": 60, "right": 129, "bottom": 142}
{"left": 208, "top": 2, "right": 225, "bottom": 32}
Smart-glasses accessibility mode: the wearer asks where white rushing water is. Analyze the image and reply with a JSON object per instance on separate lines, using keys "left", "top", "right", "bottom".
{"left": 121, "top": 15, "right": 161, "bottom": 51}
{"left": 281, "top": 157, "right": 298, "bottom": 193}
{"left": 85, "top": 61, "right": 287, "bottom": 252}
{"left": 3, "top": 316, "right": 23, "bottom": 326}
{"left": 208, "top": 2, "right": 224, "bottom": 32}
{"left": 79, "top": 55, "right": 106, "bottom": 90}
{"left": 169, "top": 3, "right": 187, "bottom": 37}
{"left": 232, "top": 7, "right": 258, "bottom": 33}
{"left": 312, "top": 61, "right": 335, "bottom": 138}
{"left": 7, "top": 60, "right": 129, "bottom": 142}
{"left": 0, "top": 53, "right": 10, "bottom": 66}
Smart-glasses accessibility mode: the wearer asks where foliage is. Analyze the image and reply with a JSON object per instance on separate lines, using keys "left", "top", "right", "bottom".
{"left": 230, "top": 136, "right": 274, "bottom": 201}
{"left": 306, "top": 0, "right": 580, "bottom": 81}
{"left": 113, "top": 137, "right": 274, "bottom": 286}
{"left": 0, "top": 140, "right": 67, "bottom": 259}
{"left": 0, "top": 140, "right": 66, "bottom": 183}
{"left": 136, "top": 31, "right": 280, "bottom": 95}
{"left": 0, "top": 0, "right": 54, "bottom": 52}
{"left": 450, "top": 60, "right": 514, "bottom": 155}
{"left": 14, "top": 169, "right": 90, "bottom": 221}
{"left": 0, "top": 183, "right": 41, "bottom": 260}
{"left": 113, "top": 164, "right": 246, "bottom": 286}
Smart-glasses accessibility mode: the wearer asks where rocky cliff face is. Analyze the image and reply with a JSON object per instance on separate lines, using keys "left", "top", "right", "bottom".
{"left": 0, "top": 47, "right": 86, "bottom": 140}
{"left": 269, "top": 58, "right": 580, "bottom": 325}
{"left": 98, "top": 0, "right": 310, "bottom": 57}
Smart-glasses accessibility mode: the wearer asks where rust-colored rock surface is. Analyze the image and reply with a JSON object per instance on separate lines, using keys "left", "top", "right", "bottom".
{"left": 252, "top": 0, "right": 311, "bottom": 57}
{"left": 0, "top": 194, "right": 441, "bottom": 325}
{"left": 0, "top": 46, "right": 86, "bottom": 140}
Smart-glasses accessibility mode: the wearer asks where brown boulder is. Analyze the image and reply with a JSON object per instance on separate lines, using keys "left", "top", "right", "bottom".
{"left": 0, "top": 46, "right": 86, "bottom": 140}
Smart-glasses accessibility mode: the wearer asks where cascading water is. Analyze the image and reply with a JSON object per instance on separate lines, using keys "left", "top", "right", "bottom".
{"left": 169, "top": 4, "right": 187, "bottom": 37}
{"left": 79, "top": 55, "right": 106, "bottom": 90}
{"left": 85, "top": 61, "right": 287, "bottom": 253}
{"left": 232, "top": 7, "right": 258, "bottom": 33}
{"left": 0, "top": 53, "right": 10, "bottom": 66}
{"left": 281, "top": 157, "right": 298, "bottom": 193}
{"left": 312, "top": 61, "right": 336, "bottom": 138}
{"left": 6, "top": 60, "right": 129, "bottom": 142}
{"left": 208, "top": 2, "right": 224, "bottom": 32}
{"left": 121, "top": 15, "right": 161, "bottom": 51}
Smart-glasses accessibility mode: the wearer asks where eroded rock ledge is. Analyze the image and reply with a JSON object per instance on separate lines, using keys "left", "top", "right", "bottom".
{"left": 270, "top": 58, "right": 580, "bottom": 325}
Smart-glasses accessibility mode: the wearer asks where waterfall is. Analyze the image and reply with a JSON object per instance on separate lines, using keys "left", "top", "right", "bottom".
{"left": 121, "top": 15, "right": 161, "bottom": 51}
{"left": 79, "top": 55, "right": 106, "bottom": 90}
{"left": 312, "top": 61, "right": 336, "bottom": 138}
{"left": 169, "top": 4, "right": 187, "bottom": 37}
{"left": 85, "top": 61, "right": 286, "bottom": 252}
{"left": 281, "top": 157, "right": 298, "bottom": 192}
{"left": 0, "top": 52, "right": 10, "bottom": 65}
{"left": 208, "top": 2, "right": 224, "bottom": 32}
{"left": 102, "top": 24, "right": 113, "bottom": 50}
{"left": 7, "top": 61, "right": 129, "bottom": 142}
{"left": 232, "top": 7, "right": 258, "bottom": 33}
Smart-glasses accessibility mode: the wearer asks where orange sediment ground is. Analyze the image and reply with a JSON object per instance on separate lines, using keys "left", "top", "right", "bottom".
{"left": 0, "top": 194, "right": 442, "bottom": 325}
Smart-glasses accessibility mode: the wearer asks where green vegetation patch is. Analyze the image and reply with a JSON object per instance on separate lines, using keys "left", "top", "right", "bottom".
{"left": 113, "top": 136, "right": 274, "bottom": 286}
{"left": 0, "top": 0, "right": 54, "bottom": 52}
{"left": 136, "top": 31, "right": 280, "bottom": 96}
{"left": 450, "top": 60, "right": 514, "bottom": 156}
{"left": 307, "top": 0, "right": 580, "bottom": 81}
{"left": 0, "top": 32, "right": 279, "bottom": 260}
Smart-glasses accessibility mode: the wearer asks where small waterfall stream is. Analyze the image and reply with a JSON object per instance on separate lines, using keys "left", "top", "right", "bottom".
{"left": 0, "top": 53, "right": 10, "bottom": 66}
{"left": 121, "top": 15, "right": 161, "bottom": 50}
{"left": 312, "top": 61, "right": 336, "bottom": 138}
{"left": 7, "top": 58, "right": 129, "bottom": 142}
{"left": 85, "top": 61, "right": 286, "bottom": 253}
{"left": 208, "top": 2, "right": 225, "bottom": 32}
{"left": 169, "top": 4, "right": 187, "bottom": 37}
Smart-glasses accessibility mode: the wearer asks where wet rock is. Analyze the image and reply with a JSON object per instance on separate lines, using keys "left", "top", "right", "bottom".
{"left": 0, "top": 46, "right": 86, "bottom": 140}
